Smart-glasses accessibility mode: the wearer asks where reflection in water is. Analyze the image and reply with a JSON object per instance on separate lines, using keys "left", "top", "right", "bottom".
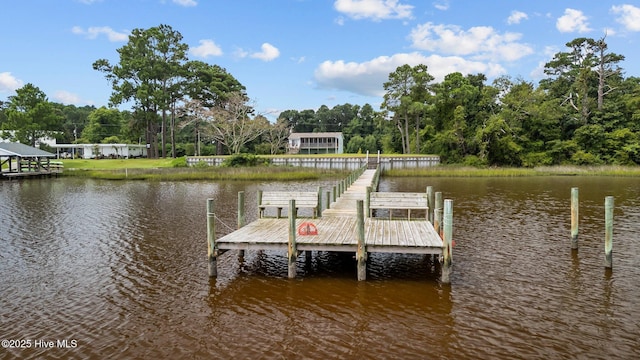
{"left": 0, "top": 176, "right": 639, "bottom": 359}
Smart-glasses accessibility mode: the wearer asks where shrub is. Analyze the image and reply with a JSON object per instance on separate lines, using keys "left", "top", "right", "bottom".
{"left": 221, "top": 154, "right": 269, "bottom": 167}
{"left": 462, "top": 155, "right": 487, "bottom": 167}
{"left": 194, "top": 160, "right": 210, "bottom": 168}
{"left": 170, "top": 156, "right": 188, "bottom": 168}
{"left": 570, "top": 150, "right": 603, "bottom": 165}
{"left": 521, "top": 152, "right": 554, "bottom": 168}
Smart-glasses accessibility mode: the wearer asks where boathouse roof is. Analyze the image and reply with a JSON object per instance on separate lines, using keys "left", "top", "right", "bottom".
{"left": 0, "top": 142, "right": 56, "bottom": 157}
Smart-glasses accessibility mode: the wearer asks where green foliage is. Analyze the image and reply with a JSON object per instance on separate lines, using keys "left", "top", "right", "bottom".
{"left": 170, "top": 156, "right": 188, "bottom": 167}
{"left": 194, "top": 160, "right": 210, "bottom": 168}
{"left": 521, "top": 152, "right": 554, "bottom": 168}
{"left": 221, "top": 153, "right": 268, "bottom": 167}
{"left": 570, "top": 150, "right": 603, "bottom": 165}
{"left": 184, "top": 143, "right": 196, "bottom": 156}
{"left": 101, "top": 136, "right": 121, "bottom": 144}
{"left": 83, "top": 107, "right": 123, "bottom": 143}
{"left": 462, "top": 155, "right": 486, "bottom": 167}
{"left": 2, "top": 83, "right": 63, "bottom": 146}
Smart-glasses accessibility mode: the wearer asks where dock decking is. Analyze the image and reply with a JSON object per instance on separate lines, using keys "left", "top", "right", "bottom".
{"left": 207, "top": 165, "right": 454, "bottom": 282}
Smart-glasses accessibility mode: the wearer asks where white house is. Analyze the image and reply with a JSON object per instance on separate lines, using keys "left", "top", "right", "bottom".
{"left": 288, "top": 132, "right": 344, "bottom": 154}
{"left": 50, "top": 144, "right": 148, "bottom": 159}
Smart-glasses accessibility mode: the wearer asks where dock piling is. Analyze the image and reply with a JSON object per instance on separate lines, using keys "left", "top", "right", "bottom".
{"left": 326, "top": 191, "right": 331, "bottom": 210}
{"left": 605, "top": 196, "right": 614, "bottom": 269}
{"left": 238, "top": 191, "right": 246, "bottom": 257}
{"left": 441, "top": 199, "right": 453, "bottom": 284}
{"left": 356, "top": 200, "right": 367, "bottom": 281}
{"left": 427, "top": 186, "right": 434, "bottom": 224}
{"left": 435, "top": 192, "right": 443, "bottom": 237}
{"left": 207, "top": 198, "right": 217, "bottom": 277}
{"left": 288, "top": 199, "right": 298, "bottom": 279}
{"left": 571, "top": 187, "right": 579, "bottom": 250}
{"left": 317, "top": 187, "right": 322, "bottom": 218}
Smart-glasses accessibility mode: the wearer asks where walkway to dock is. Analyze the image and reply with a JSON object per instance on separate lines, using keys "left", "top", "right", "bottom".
{"left": 207, "top": 166, "right": 453, "bottom": 282}
{"left": 322, "top": 169, "right": 377, "bottom": 217}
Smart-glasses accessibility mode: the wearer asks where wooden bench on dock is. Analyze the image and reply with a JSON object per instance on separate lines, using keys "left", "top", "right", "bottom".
{"left": 368, "top": 192, "right": 429, "bottom": 220}
{"left": 258, "top": 190, "right": 321, "bottom": 218}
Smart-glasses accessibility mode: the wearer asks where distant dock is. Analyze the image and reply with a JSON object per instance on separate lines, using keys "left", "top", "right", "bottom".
{"left": 206, "top": 165, "right": 454, "bottom": 282}
{"left": 1, "top": 142, "right": 62, "bottom": 180}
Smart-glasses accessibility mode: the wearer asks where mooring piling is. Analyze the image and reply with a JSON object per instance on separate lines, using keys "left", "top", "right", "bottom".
{"left": 571, "top": 187, "right": 579, "bottom": 250}
{"left": 326, "top": 191, "right": 331, "bottom": 211}
{"left": 207, "top": 198, "right": 217, "bottom": 277}
{"left": 427, "top": 186, "right": 434, "bottom": 224}
{"left": 441, "top": 199, "right": 453, "bottom": 284}
{"left": 434, "top": 192, "right": 443, "bottom": 237}
{"left": 238, "top": 191, "right": 246, "bottom": 257}
{"left": 605, "top": 196, "right": 614, "bottom": 269}
{"left": 356, "top": 199, "right": 367, "bottom": 281}
{"left": 288, "top": 199, "right": 297, "bottom": 279}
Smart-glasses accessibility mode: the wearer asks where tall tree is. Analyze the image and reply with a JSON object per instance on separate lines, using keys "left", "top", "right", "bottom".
{"left": 179, "top": 92, "right": 267, "bottom": 155}
{"left": 1, "top": 84, "right": 63, "bottom": 146}
{"left": 81, "top": 107, "right": 123, "bottom": 143}
{"left": 93, "top": 24, "right": 188, "bottom": 158}
{"left": 382, "top": 64, "right": 434, "bottom": 154}
{"left": 591, "top": 36, "right": 625, "bottom": 111}
{"left": 263, "top": 117, "right": 291, "bottom": 154}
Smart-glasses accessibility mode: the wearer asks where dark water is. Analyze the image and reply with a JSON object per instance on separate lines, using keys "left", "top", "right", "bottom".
{"left": 1, "top": 176, "right": 639, "bottom": 359}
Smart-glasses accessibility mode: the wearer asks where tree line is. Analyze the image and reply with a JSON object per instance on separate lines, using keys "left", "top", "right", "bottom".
{"left": 2, "top": 25, "right": 639, "bottom": 166}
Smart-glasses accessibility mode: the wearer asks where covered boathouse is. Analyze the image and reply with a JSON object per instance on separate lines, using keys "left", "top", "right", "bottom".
{"left": 0, "top": 142, "right": 61, "bottom": 179}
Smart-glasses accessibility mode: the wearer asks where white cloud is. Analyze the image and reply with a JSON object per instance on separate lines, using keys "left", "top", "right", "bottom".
{"left": 556, "top": 8, "right": 591, "bottom": 33}
{"left": 53, "top": 90, "right": 93, "bottom": 106}
{"left": 529, "top": 46, "right": 559, "bottom": 80}
{"left": 314, "top": 52, "right": 505, "bottom": 97}
{"left": 234, "top": 47, "right": 249, "bottom": 59}
{"left": 173, "top": 0, "right": 197, "bottom": 6}
{"left": 334, "top": 0, "right": 413, "bottom": 21}
{"left": 611, "top": 4, "right": 640, "bottom": 31}
{"left": 0, "top": 72, "right": 24, "bottom": 93}
{"left": 189, "top": 39, "right": 223, "bottom": 58}
{"left": 250, "top": 43, "right": 280, "bottom": 61}
{"left": 409, "top": 23, "right": 534, "bottom": 62}
{"left": 72, "top": 26, "right": 129, "bottom": 42}
{"left": 291, "top": 56, "right": 306, "bottom": 64}
{"left": 507, "top": 10, "right": 528, "bottom": 25}
{"left": 433, "top": 0, "right": 449, "bottom": 11}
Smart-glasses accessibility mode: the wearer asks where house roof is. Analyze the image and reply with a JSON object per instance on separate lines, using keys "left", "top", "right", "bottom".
{"left": 0, "top": 142, "right": 56, "bottom": 157}
{"left": 288, "top": 132, "right": 343, "bottom": 139}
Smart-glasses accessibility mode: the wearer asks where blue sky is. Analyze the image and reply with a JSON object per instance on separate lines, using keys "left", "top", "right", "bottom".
{"left": 2, "top": 0, "right": 640, "bottom": 119}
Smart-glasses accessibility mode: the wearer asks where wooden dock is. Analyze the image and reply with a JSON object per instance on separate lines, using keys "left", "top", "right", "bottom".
{"left": 207, "top": 166, "right": 454, "bottom": 282}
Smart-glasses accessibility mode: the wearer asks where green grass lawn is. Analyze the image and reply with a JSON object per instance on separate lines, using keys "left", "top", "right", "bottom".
{"left": 61, "top": 158, "right": 176, "bottom": 170}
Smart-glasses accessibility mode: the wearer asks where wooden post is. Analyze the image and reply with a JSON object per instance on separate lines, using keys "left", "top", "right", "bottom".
{"left": 604, "top": 196, "right": 614, "bottom": 269}
{"left": 238, "top": 191, "right": 246, "bottom": 228}
{"left": 207, "top": 198, "right": 217, "bottom": 277}
{"left": 571, "top": 187, "right": 579, "bottom": 250}
{"left": 326, "top": 191, "right": 331, "bottom": 210}
{"left": 434, "top": 208, "right": 442, "bottom": 237}
{"left": 332, "top": 185, "right": 337, "bottom": 203}
{"left": 257, "top": 189, "right": 263, "bottom": 218}
{"left": 435, "top": 192, "right": 443, "bottom": 237}
{"left": 356, "top": 200, "right": 367, "bottom": 281}
{"left": 441, "top": 199, "right": 453, "bottom": 284}
{"left": 316, "top": 186, "right": 322, "bottom": 218}
{"left": 288, "top": 199, "right": 297, "bottom": 279}
{"left": 365, "top": 186, "right": 371, "bottom": 218}
{"left": 237, "top": 191, "right": 246, "bottom": 258}
{"left": 426, "top": 186, "right": 434, "bottom": 224}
